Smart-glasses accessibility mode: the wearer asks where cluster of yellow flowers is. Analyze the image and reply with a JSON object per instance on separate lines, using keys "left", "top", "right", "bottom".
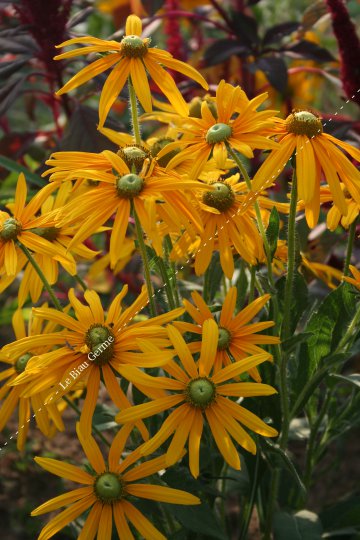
{"left": 1, "top": 14, "right": 360, "bottom": 540}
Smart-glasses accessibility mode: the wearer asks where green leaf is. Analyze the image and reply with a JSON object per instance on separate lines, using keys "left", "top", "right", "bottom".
{"left": 236, "top": 261, "right": 248, "bottom": 310}
{"left": 299, "top": 283, "right": 356, "bottom": 375}
{"left": 261, "top": 439, "right": 306, "bottom": 497}
{"left": 277, "top": 271, "right": 309, "bottom": 334}
{"left": 170, "top": 504, "right": 227, "bottom": 540}
{"left": 273, "top": 510, "right": 323, "bottom": 540}
{"left": 320, "top": 495, "right": 360, "bottom": 530}
{"left": 266, "top": 206, "right": 280, "bottom": 261}
{"left": 282, "top": 332, "right": 314, "bottom": 353}
{"left": 0, "top": 155, "right": 45, "bottom": 187}
{"left": 328, "top": 373, "right": 360, "bottom": 389}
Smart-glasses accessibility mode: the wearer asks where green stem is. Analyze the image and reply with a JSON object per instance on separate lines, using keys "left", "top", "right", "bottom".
{"left": 343, "top": 218, "right": 357, "bottom": 276}
{"left": 249, "top": 265, "right": 256, "bottom": 303}
{"left": 132, "top": 203, "right": 157, "bottom": 318}
{"left": 128, "top": 77, "right": 141, "bottom": 145}
{"left": 18, "top": 242, "right": 63, "bottom": 311}
{"left": 156, "top": 255, "right": 176, "bottom": 310}
{"left": 74, "top": 274, "right": 87, "bottom": 291}
{"left": 239, "top": 450, "right": 260, "bottom": 539}
{"left": 227, "top": 146, "right": 280, "bottom": 324}
{"left": 164, "top": 235, "right": 180, "bottom": 307}
{"left": 281, "top": 170, "right": 298, "bottom": 341}
{"left": 63, "top": 396, "right": 110, "bottom": 447}
{"left": 263, "top": 171, "right": 298, "bottom": 538}
{"left": 335, "top": 302, "right": 360, "bottom": 352}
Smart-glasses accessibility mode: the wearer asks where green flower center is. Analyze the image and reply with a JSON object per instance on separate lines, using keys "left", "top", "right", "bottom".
{"left": 117, "top": 145, "right": 149, "bottom": 174}
{"left": 205, "top": 123, "right": 232, "bottom": 144}
{"left": 150, "top": 137, "right": 179, "bottom": 168}
{"left": 94, "top": 472, "right": 125, "bottom": 503}
{"left": 189, "top": 97, "right": 218, "bottom": 120}
{"left": 121, "top": 35, "right": 148, "bottom": 58}
{"left": 218, "top": 327, "right": 231, "bottom": 350}
{"left": 32, "top": 227, "right": 59, "bottom": 242}
{"left": 116, "top": 173, "right": 144, "bottom": 199}
{"left": 286, "top": 110, "right": 323, "bottom": 138}
{"left": 85, "top": 324, "right": 115, "bottom": 365}
{"left": 15, "top": 353, "right": 32, "bottom": 374}
{"left": 202, "top": 182, "right": 235, "bottom": 212}
{"left": 186, "top": 377, "right": 217, "bottom": 409}
{"left": 0, "top": 218, "right": 22, "bottom": 242}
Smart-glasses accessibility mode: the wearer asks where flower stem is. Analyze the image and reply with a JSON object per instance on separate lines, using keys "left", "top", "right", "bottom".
{"left": 128, "top": 77, "right": 141, "bottom": 145}
{"left": 343, "top": 218, "right": 357, "bottom": 276}
{"left": 156, "top": 255, "right": 176, "bottom": 310}
{"left": 132, "top": 203, "right": 157, "bottom": 317}
{"left": 63, "top": 396, "right": 110, "bottom": 447}
{"left": 227, "top": 147, "right": 279, "bottom": 320}
{"left": 74, "top": 274, "right": 87, "bottom": 291}
{"left": 281, "top": 170, "right": 298, "bottom": 341}
{"left": 18, "top": 242, "right": 63, "bottom": 312}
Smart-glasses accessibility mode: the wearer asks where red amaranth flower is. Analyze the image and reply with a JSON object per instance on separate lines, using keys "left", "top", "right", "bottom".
{"left": 325, "top": 0, "right": 360, "bottom": 107}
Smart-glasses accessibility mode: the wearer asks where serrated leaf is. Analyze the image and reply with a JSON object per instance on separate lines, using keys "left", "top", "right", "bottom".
{"left": 300, "top": 283, "right": 356, "bottom": 371}
{"left": 273, "top": 510, "right": 323, "bottom": 540}
{"left": 266, "top": 206, "right": 280, "bottom": 261}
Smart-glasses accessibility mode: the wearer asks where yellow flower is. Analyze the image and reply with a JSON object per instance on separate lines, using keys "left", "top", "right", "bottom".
{"left": 4, "top": 286, "right": 183, "bottom": 437}
{"left": 0, "top": 308, "right": 67, "bottom": 450}
{"left": 32, "top": 423, "right": 200, "bottom": 540}
{"left": 157, "top": 80, "right": 279, "bottom": 179}
{"left": 171, "top": 175, "right": 265, "bottom": 278}
{"left": 301, "top": 255, "right": 343, "bottom": 290}
{"left": 173, "top": 288, "right": 280, "bottom": 382}
{"left": 243, "top": 110, "right": 360, "bottom": 228}
{"left": 343, "top": 265, "right": 360, "bottom": 290}
{"left": 44, "top": 149, "right": 206, "bottom": 265}
{"left": 116, "top": 320, "right": 277, "bottom": 478}
{"left": 319, "top": 185, "right": 360, "bottom": 231}
{"left": 0, "top": 173, "right": 71, "bottom": 278}
{"left": 1, "top": 182, "right": 98, "bottom": 307}
{"left": 54, "top": 15, "right": 208, "bottom": 125}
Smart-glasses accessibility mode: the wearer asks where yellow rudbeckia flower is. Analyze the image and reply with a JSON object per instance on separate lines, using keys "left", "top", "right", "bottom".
{"left": 54, "top": 14, "right": 208, "bottom": 125}
{"left": 32, "top": 423, "right": 200, "bottom": 540}
{"left": 4, "top": 285, "right": 183, "bottom": 437}
{"left": 243, "top": 110, "right": 360, "bottom": 228}
{"left": 116, "top": 320, "right": 278, "bottom": 478}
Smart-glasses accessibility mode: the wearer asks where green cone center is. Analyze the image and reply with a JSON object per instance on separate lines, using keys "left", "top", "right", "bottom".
{"left": 186, "top": 377, "right": 216, "bottom": 408}
{"left": 286, "top": 110, "right": 323, "bottom": 138}
{"left": 150, "top": 137, "right": 179, "bottom": 167}
{"left": 85, "top": 324, "right": 115, "bottom": 365}
{"left": 121, "top": 35, "right": 148, "bottom": 58}
{"left": 117, "top": 145, "right": 149, "bottom": 173}
{"left": 116, "top": 173, "right": 144, "bottom": 199}
{"left": 94, "top": 472, "right": 125, "bottom": 503}
{"left": 218, "top": 327, "right": 231, "bottom": 350}
{"left": 15, "top": 353, "right": 32, "bottom": 374}
{"left": 0, "top": 218, "right": 22, "bottom": 242}
{"left": 206, "top": 123, "right": 232, "bottom": 144}
{"left": 202, "top": 182, "right": 235, "bottom": 212}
